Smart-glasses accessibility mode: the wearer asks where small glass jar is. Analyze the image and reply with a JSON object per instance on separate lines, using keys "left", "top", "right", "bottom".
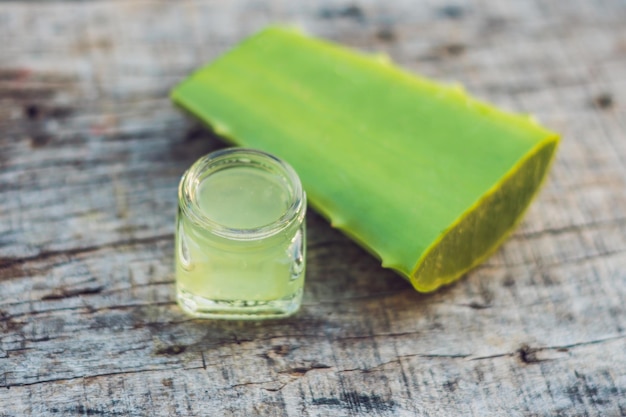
{"left": 175, "top": 148, "right": 306, "bottom": 319}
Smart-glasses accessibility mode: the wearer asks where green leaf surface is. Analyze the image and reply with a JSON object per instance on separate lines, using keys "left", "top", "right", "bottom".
{"left": 171, "top": 26, "right": 560, "bottom": 292}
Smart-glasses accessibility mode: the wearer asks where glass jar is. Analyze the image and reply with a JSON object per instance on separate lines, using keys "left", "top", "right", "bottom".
{"left": 175, "top": 148, "right": 306, "bottom": 319}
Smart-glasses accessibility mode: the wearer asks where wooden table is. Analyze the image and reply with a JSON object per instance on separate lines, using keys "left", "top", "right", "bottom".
{"left": 1, "top": 1, "right": 625, "bottom": 415}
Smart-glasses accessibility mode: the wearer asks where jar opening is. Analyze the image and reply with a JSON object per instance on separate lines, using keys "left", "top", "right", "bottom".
{"left": 179, "top": 148, "right": 306, "bottom": 240}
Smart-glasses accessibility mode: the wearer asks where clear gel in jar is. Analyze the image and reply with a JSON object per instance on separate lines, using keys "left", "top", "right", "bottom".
{"left": 175, "top": 148, "right": 306, "bottom": 319}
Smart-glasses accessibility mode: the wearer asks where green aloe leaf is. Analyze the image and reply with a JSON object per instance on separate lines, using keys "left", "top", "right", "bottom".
{"left": 171, "top": 26, "right": 559, "bottom": 292}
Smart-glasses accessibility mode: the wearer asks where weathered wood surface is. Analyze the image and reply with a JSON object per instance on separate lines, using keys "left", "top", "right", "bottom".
{"left": 1, "top": 0, "right": 625, "bottom": 415}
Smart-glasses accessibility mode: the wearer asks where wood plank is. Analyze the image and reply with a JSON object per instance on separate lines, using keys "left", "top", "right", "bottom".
{"left": 1, "top": 0, "right": 625, "bottom": 415}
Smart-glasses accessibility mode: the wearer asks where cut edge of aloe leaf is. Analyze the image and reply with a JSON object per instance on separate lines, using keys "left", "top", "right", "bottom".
{"left": 409, "top": 135, "right": 560, "bottom": 292}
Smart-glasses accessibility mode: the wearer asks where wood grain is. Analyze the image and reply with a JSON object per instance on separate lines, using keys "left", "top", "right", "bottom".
{"left": 1, "top": 0, "right": 625, "bottom": 415}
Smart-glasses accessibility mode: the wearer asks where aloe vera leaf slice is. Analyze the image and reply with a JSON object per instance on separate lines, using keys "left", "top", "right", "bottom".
{"left": 171, "top": 26, "right": 560, "bottom": 292}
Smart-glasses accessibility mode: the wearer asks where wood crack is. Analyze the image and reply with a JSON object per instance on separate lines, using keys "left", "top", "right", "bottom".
{"left": 0, "top": 233, "right": 173, "bottom": 271}
{"left": 478, "top": 247, "right": 626, "bottom": 270}
{"left": 470, "top": 334, "right": 626, "bottom": 362}
{"left": 279, "top": 363, "right": 332, "bottom": 377}
{"left": 1, "top": 365, "right": 205, "bottom": 389}
{"left": 339, "top": 335, "right": 626, "bottom": 373}
{"left": 515, "top": 217, "right": 626, "bottom": 239}
{"left": 41, "top": 285, "right": 105, "bottom": 301}
{"left": 338, "top": 353, "right": 471, "bottom": 374}
{"left": 226, "top": 380, "right": 279, "bottom": 390}
{"left": 0, "top": 301, "right": 176, "bottom": 322}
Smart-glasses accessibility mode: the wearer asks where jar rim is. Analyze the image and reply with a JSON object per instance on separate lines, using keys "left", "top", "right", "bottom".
{"left": 178, "top": 147, "right": 306, "bottom": 240}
